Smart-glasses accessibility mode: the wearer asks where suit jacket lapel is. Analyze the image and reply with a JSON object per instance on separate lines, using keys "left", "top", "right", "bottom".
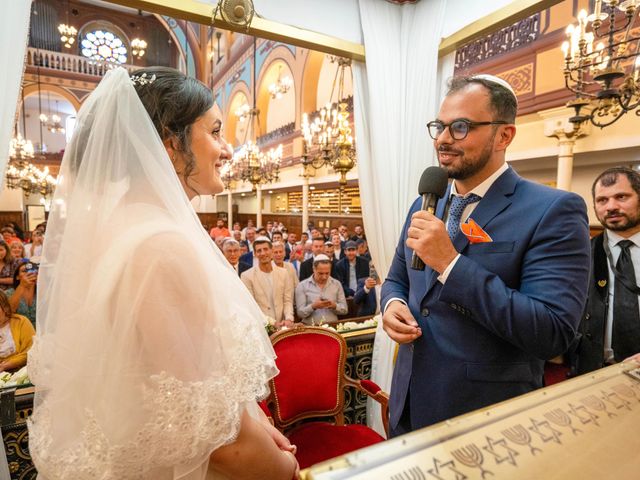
{"left": 421, "top": 169, "right": 517, "bottom": 301}
{"left": 592, "top": 234, "right": 608, "bottom": 301}
{"left": 452, "top": 167, "right": 517, "bottom": 253}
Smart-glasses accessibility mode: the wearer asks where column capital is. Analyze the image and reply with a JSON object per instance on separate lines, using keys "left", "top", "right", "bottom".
{"left": 543, "top": 116, "right": 588, "bottom": 142}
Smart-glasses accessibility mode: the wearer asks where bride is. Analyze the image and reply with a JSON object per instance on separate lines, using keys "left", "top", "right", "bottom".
{"left": 28, "top": 67, "right": 298, "bottom": 479}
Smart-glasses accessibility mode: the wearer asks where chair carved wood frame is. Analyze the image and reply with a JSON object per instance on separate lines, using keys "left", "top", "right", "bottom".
{"left": 266, "top": 325, "right": 389, "bottom": 437}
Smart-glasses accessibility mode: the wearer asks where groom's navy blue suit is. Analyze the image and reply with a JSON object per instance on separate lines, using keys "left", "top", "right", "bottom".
{"left": 381, "top": 167, "right": 590, "bottom": 433}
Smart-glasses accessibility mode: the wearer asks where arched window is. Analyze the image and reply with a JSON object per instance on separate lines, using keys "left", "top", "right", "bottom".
{"left": 81, "top": 30, "right": 127, "bottom": 63}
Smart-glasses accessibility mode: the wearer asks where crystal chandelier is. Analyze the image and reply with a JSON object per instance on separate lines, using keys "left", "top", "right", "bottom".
{"left": 40, "top": 97, "right": 66, "bottom": 135}
{"left": 235, "top": 103, "right": 251, "bottom": 122}
{"left": 58, "top": 23, "right": 77, "bottom": 49}
{"left": 5, "top": 161, "right": 57, "bottom": 198}
{"left": 300, "top": 57, "right": 355, "bottom": 188}
{"left": 561, "top": 0, "right": 640, "bottom": 128}
{"left": 233, "top": 39, "right": 282, "bottom": 192}
{"left": 131, "top": 38, "right": 147, "bottom": 59}
{"left": 9, "top": 133, "right": 34, "bottom": 162}
{"left": 233, "top": 134, "right": 282, "bottom": 192}
{"left": 7, "top": 134, "right": 56, "bottom": 198}
{"left": 268, "top": 66, "right": 292, "bottom": 99}
{"left": 220, "top": 155, "right": 239, "bottom": 190}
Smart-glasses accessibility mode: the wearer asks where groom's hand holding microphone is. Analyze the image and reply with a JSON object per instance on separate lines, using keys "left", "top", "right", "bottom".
{"left": 383, "top": 167, "right": 449, "bottom": 344}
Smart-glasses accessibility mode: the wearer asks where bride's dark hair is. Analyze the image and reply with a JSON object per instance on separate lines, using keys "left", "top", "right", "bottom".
{"left": 132, "top": 66, "right": 214, "bottom": 190}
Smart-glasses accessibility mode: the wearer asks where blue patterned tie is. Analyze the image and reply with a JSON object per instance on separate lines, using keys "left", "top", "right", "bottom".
{"left": 447, "top": 194, "right": 481, "bottom": 240}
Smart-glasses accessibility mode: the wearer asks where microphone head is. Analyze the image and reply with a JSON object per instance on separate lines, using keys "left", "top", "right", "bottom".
{"left": 418, "top": 166, "right": 448, "bottom": 197}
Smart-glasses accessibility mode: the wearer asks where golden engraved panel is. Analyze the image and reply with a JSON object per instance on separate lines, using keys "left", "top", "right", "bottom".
{"left": 306, "top": 364, "right": 640, "bottom": 480}
{"left": 496, "top": 63, "right": 534, "bottom": 96}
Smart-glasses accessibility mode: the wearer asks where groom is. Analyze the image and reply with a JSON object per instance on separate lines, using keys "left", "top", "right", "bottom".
{"left": 381, "top": 75, "right": 591, "bottom": 435}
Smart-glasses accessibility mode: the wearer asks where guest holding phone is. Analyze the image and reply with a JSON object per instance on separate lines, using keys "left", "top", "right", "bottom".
{"left": 295, "top": 254, "right": 347, "bottom": 325}
{"left": 6, "top": 260, "right": 38, "bottom": 328}
{"left": 353, "top": 262, "right": 382, "bottom": 317}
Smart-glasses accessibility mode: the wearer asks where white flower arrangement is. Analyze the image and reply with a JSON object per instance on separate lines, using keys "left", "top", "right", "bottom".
{"left": 335, "top": 318, "right": 378, "bottom": 332}
{"left": 0, "top": 366, "right": 29, "bottom": 388}
{"left": 264, "top": 315, "right": 277, "bottom": 335}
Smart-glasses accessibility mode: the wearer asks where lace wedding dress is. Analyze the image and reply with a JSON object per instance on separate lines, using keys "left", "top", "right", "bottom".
{"left": 27, "top": 68, "right": 278, "bottom": 479}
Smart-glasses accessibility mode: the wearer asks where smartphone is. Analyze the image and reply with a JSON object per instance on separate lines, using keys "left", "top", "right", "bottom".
{"left": 25, "top": 262, "right": 39, "bottom": 275}
{"left": 370, "top": 262, "right": 378, "bottom": 282}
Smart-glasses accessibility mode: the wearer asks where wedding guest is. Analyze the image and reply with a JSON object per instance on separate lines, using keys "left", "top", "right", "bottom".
{"left": 1, "top": 227, "right": 17, "bottom": 244}
{"left": 295, "top": 255, "right": 348, "bottom": 325}
{"left": 0, "top": 241, "right": 17, "bottom": 291}
{"left": 10, "top": 240, "right": 26, "bottom": 261}
{"left": 273, "top": 241, "right": 298, "bottom": 289}
{"left": 0, "top": 290, "right": 34, "bottom": 373}
{"left": 24, "top": 229, "right": 44, "bottom": 261}
{"left": 209, "top": 218, "right": 230, "bottom": 239}
{"left": 223, "top": 238, "right": 251, "bottom": 276}
{"left": 6, "top": 260, "right": 37, "bottom": 327}
{"left": 242, "top": 237, "right": 294, "bottom": 329}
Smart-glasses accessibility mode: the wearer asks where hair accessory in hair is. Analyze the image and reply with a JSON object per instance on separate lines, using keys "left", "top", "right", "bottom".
{"left": 130, "top": 73, "right": 156, "bottom": 86}
{"left": 471, "top": 74, "right": 517, "bottom": 103}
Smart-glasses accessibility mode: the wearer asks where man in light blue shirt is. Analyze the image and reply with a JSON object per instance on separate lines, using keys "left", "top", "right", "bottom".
{"left": 295, "top": 254, "right": 348, "bottom": 325}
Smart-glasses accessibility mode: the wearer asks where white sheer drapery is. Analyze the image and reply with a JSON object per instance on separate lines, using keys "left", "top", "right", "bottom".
{"left": 0, "top": 0, "right": 32, "bottom": 190}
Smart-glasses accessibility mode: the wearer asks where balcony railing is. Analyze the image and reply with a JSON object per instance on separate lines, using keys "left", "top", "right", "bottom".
{"left": 26, "top": 48, "right": 136, "bottom": 77}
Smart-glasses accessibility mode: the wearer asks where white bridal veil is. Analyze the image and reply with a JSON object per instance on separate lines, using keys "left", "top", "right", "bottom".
{"left": 28, "top": 68, "right": 278, "bottom": 479}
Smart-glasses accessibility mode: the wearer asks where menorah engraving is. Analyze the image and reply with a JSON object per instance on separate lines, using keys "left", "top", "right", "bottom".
{"left": 581, "top": 394, "right": 616, "bottom": 419}
{"left": 451, "top": 444, "right": 493, "bottom": 479}
{"left": 611, "top": 383, "right": 639, "bottom": 402}
{"left": 390, "top": 465, "right": 427, "bottom": 480}
{"left": 544, "top": 408, "right": 581, "bottom": 435}
{"left": 502, "top": 424, "right": 542, "bottom": 456}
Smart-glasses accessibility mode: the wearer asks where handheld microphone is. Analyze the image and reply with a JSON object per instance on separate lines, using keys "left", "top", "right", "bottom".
{"left": 411, "top": 166, "right": 448, "bottom": 271}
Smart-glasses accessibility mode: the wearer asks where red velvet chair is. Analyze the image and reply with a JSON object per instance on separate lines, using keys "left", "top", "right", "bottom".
{"left": 266, "top": 326, "right": 389, "bottom": 469}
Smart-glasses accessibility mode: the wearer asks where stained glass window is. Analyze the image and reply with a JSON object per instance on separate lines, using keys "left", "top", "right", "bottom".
{"left": 81, "top": 30, "right": 127, "bottom": 64}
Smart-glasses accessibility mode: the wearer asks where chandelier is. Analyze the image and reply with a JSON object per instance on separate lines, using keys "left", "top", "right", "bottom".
{"left": 40, "top": 97, "right": 66, "bottom": 135}
{"left": 300, "top": 57, "right": 355, "bottom": 188}
{"left": 232, "top": 38, "right": 282, "bottom": 192}
{"left": 220, "top": 154, "right": 239, "bottom": 190}
{"left": 131, "top": 38, "right": 147, "bottom": 59}
{"left": 561, "top": 0, "right": 640, "bottom": 128}
{"left": 58, "top": 23, "right": 77, "bottom": 49}
{"left": 5, "top": 161, "right": 57, "bottom": 198}
{"left": 268, "top": 66, "right": 292, "bottom": 99}
{"left": 9, "top": 133, "right": 34, "bottom": 162}
{"left": 233, "top": 133, "right": 282, "bottom": 191}
{"left": 7, "top": 135, "right": 56, "bottom": 198}
{"left": 235, "top": 103, "right": 251, "bottom": 122}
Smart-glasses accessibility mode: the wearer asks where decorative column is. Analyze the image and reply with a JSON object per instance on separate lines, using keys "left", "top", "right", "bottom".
{"left": 227, "top": 190, "right": 233, "bottom": 228}
{"left": 256, "top": 185, "right": 263, "bottom": 228}
{"left": 556, "top": 134, "right": 577, "bottom": 191}
{"left": 544, "top": 118, "right": 587, "bottom": 191}
{"left": 302, "top": 177, "right": 309, "bottom": 232}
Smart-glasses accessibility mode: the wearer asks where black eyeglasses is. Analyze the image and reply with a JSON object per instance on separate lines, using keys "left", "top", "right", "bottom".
{"left": 427, "top": 119, "right": 508, "bottom": 140}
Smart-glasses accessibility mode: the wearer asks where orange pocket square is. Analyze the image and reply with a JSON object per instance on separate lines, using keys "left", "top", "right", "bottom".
{"left": 460, "top": 219, "right": 492, "bottom": 243}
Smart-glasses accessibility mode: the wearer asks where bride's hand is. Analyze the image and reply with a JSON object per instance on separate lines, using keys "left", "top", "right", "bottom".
{"left": 265, "top": 420, "right": 297, "bottom": 454}
{"left": 257, "top": 404, "right": 297, "bottom": 453}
